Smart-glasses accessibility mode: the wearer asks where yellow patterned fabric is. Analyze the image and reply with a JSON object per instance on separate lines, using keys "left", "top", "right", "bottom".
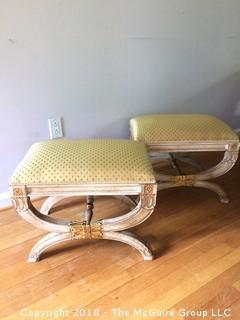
{"left": 10, "top": 139, "right": 155, "bottom": 185}
{"left": 130, "top": 114, "right": 238, "bottom": 143}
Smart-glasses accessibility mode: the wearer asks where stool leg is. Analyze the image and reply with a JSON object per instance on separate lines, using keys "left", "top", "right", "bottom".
{"left": 40, "top": 196, "right": 65, "bottom": 215}
{"left": 194, "top": 181, "right": 229, "bottom": 204}
{"left": 11, "top": 184, "right": 157, "bottom": 262}
{"left": 155, "top": 146, "right": 238, "bottom": 203}
{"left": 103, "top": 231, "right": 153, "bottom": 260}
{"left": 28, "top": 232, "right": 72, "bottom": 262}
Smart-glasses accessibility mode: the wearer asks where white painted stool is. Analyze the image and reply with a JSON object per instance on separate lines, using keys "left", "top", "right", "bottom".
{"left": 10, "top": 139, "right": 157, "bottom": 262}
{"left": 130, "top": 114, "right": 239, "bottom": 203}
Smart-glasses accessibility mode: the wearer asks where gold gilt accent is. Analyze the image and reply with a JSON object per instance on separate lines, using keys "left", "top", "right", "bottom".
{"left": 69, "top": 222, "right": 103, "bottom": 240}
{"left": 12, "top": 187, "right": 26, "bottom": 197}
{"left": 144, "top": 184, "right": 153, "bottom": 194}
{"left": 174, "top": 175, "right": 196, "bottom": 187}
{"left": 227, "top": 143, "right": 239, "bottom": 152}
{"left": 141, "top": 184, "right": 156, "bottom": 209}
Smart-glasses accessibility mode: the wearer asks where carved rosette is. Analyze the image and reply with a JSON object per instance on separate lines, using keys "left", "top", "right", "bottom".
{"left": 141, "top": 184, "right": 157, "bottom": 209}
{"left": 227, "top": 142, "right": 239, "bottom": 152}
{"left": 225, "top": 143, "right": 239, "bottom": 161}
{"left": 69, "top": 222, "right": 103, "bottom": 240}
{"left": 12, "top": 188, "right": 26, "bottom": 197}
{"left": 226, "top": 151, "right": 239, "bottom": 163}
{"left": 11, "top": 187, "right": 29, "bottom": 212}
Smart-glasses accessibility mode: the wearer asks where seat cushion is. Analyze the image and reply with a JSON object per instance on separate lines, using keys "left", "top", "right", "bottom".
{"left": 10, "top": 139, "right": 155, "bottom": 185}
{"left": 130, "top": 114, "right": 238, "bottom": 143}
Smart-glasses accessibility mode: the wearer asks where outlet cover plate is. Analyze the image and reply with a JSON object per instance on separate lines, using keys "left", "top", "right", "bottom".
{"left": 48, "top": 117, "right": 63, "bottom": 139}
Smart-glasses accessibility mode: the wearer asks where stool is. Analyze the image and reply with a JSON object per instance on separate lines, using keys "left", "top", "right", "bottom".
{"left": 10, "top": 139, "right": 157, "bottom": 262}
{"left": 130, "top": 114, "right": 239, "bottom": 203}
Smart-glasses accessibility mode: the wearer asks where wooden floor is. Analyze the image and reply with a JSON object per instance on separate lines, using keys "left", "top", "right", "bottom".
{"left": 1, "top": 153, "right": 240, "bottom": 319}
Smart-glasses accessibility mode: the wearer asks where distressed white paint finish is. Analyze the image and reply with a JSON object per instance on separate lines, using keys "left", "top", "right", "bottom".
{"left": 10, "top": 183, "right": 157, "bottom": 262}
{"left": 152, "top": 143, "right": 239, "bottom": 204}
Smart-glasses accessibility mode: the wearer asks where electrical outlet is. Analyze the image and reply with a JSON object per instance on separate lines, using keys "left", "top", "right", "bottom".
{"left": 48, "top": 117, "right": 63, "bottom": 139}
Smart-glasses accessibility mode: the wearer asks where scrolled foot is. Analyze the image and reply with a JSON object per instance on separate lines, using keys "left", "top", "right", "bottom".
{"left": 194, "top": 181, "right": 229, "bottom": 204}
{"left": 28, "top": 232, "right": 72, "bottom": 262}
{"left": 219, "top": 194, "right": 229, "bottom": 204}
{"left": 219, "top": 195, "right": 229, "bottom": 204}
{"left": 28, "top": 252, "right": 40, "bottom": 263}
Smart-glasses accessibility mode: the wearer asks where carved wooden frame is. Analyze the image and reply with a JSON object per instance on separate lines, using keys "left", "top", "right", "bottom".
{"left": 146, "top": 140, "right": 239, "bottom": 203}
{"left": 10, "top": 183, "right": 157, "bottom": 262}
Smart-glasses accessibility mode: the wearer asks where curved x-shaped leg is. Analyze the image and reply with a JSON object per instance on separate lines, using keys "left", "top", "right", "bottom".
{"left": 28, "top": 232, "right": 72, "bottom": 262}
{"left": 103, "top": 231, "right": 153, "bottom": 260}
{"left": 155, "top": 146, "right": 239, "bottom": 203}
{"left": 11, "top": 184, "right": 157, "bottom": 262}
{"left": 28, "top": 230, "right": 152, "bottom": 262}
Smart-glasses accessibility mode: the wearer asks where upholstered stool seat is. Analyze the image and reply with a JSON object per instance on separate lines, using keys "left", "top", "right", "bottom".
{"left": 130, "top": 114, "right": 238, "bottom": 144}
{"left": 11, "top": 139, "right": 155, "bottom": 185}
{"left": 130, "top": 114, "right": 239, "bottom": 203}
{"left": 10, "top": 139, "right": 157, "bottom": 262}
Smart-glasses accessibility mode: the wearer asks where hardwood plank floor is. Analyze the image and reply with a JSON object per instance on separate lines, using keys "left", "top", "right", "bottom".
{"left": 1, "top": 153, "right": 240, "bottom": 319}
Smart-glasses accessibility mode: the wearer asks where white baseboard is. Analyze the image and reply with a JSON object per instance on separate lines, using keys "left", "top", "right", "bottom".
{"left": 0, "top": 192, "right": 11, "bottom": 208}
